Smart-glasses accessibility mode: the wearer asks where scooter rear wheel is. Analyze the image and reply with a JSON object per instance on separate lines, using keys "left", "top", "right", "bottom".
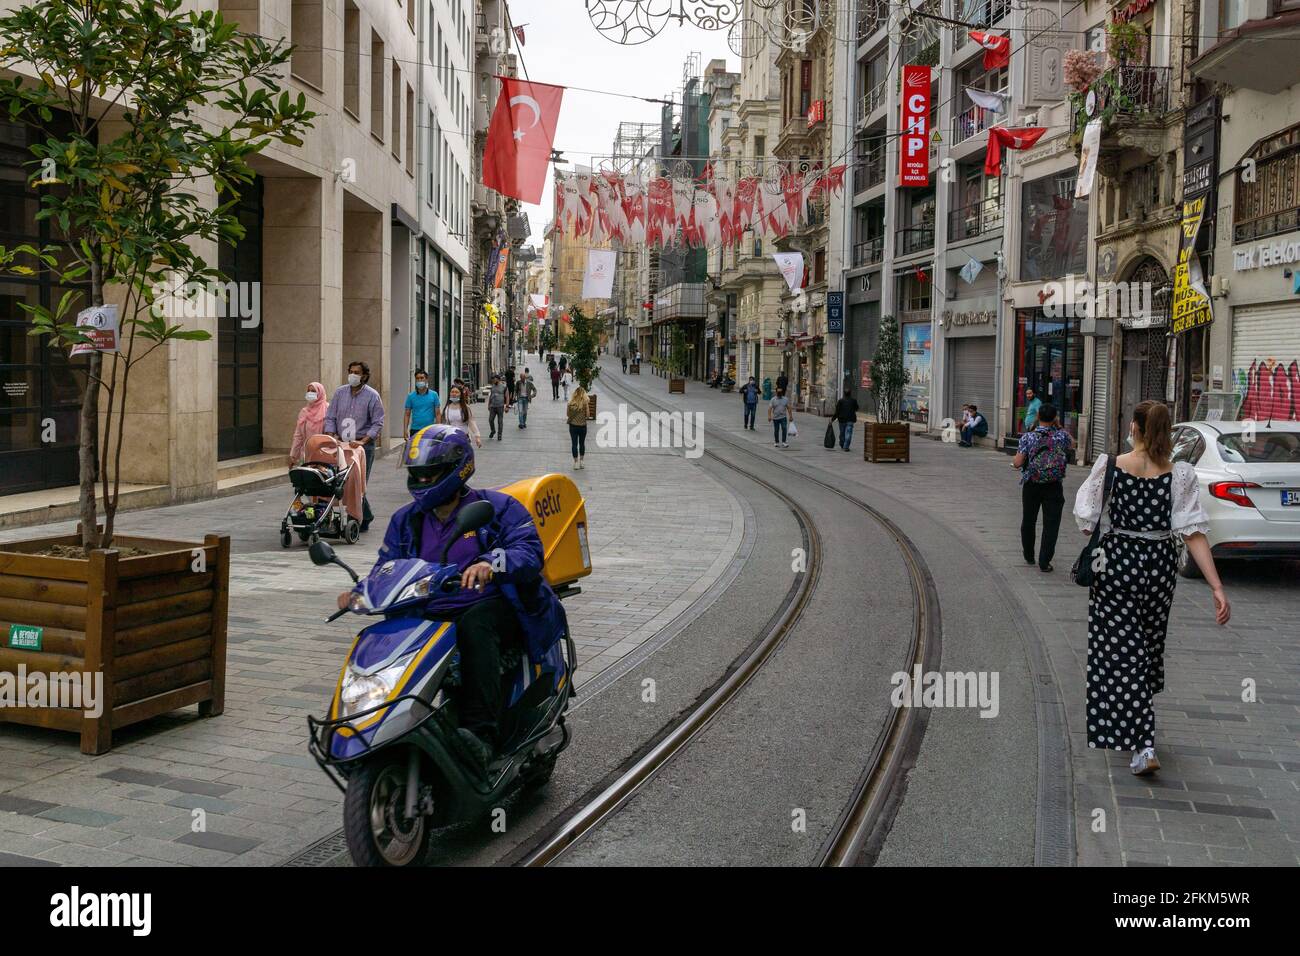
{"left": 343, "top": 758, "right": 432, "bottom": 867}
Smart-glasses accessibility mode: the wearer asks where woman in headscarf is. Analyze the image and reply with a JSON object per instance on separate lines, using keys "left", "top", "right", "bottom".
{"left": 290, "top": 381, "right": 329, "bottom": 463}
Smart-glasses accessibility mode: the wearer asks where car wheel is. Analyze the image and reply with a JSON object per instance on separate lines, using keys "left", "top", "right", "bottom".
{"left": 1177, "top": 545, "right": 1202, "bottom": 579}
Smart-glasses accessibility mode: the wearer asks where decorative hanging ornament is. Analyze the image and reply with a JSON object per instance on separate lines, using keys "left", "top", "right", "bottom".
{"left": 585, "top": 1, "right": 741, "bottom": 46}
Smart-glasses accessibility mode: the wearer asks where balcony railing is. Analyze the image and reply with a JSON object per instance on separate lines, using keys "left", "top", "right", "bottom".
{"left": 856, "top": 80, "right": 887, "bottom": 125}
{"left": 1234, "top": 205, "right": 1300, "bottom": 243}
{"left": 957, "top": 0, "right": 1011, "bottom": 44}
{"left": 857, "top": 1, "right": 887, "bottom": 41}
{"left": 853, "top": 236, "right": 884, "bottom": 268}
{"left": 1110, "top": 65, "right": 1172, "bottom": 117}
{"left": 953, "top": 104, "right": 1000, "bottom": 145}
{"left": 852, "top": 151, "right": 886, "bottom": 193}
{"left": 897, "top": 225, "right": 935, "bottom": 255}
{"left": 948, "top": 199, "right": 1004, "bottom": 242}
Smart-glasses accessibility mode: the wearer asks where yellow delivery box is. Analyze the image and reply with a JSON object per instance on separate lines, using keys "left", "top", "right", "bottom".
{"left": 497, "top": 474, "right": 592, "bottom": 589}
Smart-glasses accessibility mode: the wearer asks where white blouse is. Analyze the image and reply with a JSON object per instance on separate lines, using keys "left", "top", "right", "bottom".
{"left": 441, "top": 404, "right": 480, "bottom": 441}
{"left": 1072, "top": 454, "right": 1210, "bottom": 537}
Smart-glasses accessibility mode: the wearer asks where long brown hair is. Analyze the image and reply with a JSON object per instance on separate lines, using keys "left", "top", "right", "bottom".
{"left": 1132, "top": 399, "right": 1172, "bottom": 466}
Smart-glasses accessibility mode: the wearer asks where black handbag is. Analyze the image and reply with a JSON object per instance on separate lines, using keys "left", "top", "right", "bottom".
{"left": 824, "top": 422, "right": 836, "bottom": 448}
{"left": 1070, "top": 457, "right": 1117, "bottom": 587}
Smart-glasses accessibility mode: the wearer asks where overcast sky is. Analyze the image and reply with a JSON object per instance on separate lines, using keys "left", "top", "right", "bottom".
{"left": 505, "top": 2, "right": 732, "bottom": 245}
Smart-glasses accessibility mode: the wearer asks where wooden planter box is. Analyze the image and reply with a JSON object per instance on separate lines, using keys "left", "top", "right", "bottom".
{"left": 0, "top": 532, "right": 230, "bottom": 754}
{"left": 587, "top": 395, "right": 598, "bottom": 418}
{"left": 864, "top": 422, "right": 911, "bottom": 463}
{"left": 629, "top": 364, "right": 640, "bottom": 374}
{"left": 669, "top": 377, "right": 686, "bottom": 394}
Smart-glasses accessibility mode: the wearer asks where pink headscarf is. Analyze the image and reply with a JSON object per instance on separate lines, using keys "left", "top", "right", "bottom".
{"left": 291, "top": 381, "right": 329, "bottom": 461}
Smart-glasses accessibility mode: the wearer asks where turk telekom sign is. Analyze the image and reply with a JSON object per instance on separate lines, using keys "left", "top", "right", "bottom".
{"left": 899, "top": 65, "right": 932, "bottom": 187}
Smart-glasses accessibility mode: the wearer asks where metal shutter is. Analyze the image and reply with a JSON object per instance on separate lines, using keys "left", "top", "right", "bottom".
{"left": 947, "top": 337, "right": 996, "bottom": 424}
{"left": 1230, "top": 304, "right": 1300, "bottom": 420}
{"left": 1090, "top": 340, "right": 1110, "bottom": 460}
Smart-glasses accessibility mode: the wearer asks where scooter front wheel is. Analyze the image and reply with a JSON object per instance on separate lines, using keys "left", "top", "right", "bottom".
{"left": 343, "top": 758, "right": 432, "bottom": 867}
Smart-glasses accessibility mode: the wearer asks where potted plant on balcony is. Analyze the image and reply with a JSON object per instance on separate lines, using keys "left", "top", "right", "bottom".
{"left": 0, "top": 0, "right": 314, "bottom": 753}
{"left": 864, "top": 315, "right": 912, "bottom": 463}
{"left": 566, "top": 305, "right": 601, "bottom": 417}
{"left": 668, "top": 324, "right": 689, "bottom": 394}
{"left": 1106, "top": 19, "right": 1146, "bottom": 68}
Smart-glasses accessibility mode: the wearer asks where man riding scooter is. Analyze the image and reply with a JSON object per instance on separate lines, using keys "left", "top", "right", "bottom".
{"left": 336, "top": 424, "right": 563, "bottom": 771}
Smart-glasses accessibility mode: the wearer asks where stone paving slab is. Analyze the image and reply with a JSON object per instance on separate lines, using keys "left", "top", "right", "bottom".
{"left": 0, "top": 355, "right": 745, "bottom": 865}
{"left": 607, "top": 357, "right": 1300, "bottom": 867}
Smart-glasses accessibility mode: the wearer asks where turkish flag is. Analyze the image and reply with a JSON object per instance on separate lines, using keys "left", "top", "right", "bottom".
{"left": 984, "top": 126, "right": 1047, "bottom": 176}
{"left": 969, "top": 31, "right": 1011, "bottom": 70}
{"left": 482, "top": 77, "right": 563, "bottom": 204}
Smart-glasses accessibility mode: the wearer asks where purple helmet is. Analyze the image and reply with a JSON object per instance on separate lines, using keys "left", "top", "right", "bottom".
{"left": 405, "top": 424, "right": 475, "bottom": 510}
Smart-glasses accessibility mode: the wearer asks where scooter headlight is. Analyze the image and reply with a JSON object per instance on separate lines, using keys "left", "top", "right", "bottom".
{"left": 396, "top": 577, "right": 434, "bottom": 604}
{"left": 338, "top": 656, "right": 412, "bottom": 717}
{"left": 348, "top": 591, "right": 371, "bottom": 613}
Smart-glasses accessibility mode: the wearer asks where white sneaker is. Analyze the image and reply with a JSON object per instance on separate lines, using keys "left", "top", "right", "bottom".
{"left": 1130, "top": 747, "right": 1160, "bottom": 775}
{"left": 578, "top": 459, "right": 584, "bottom": 469}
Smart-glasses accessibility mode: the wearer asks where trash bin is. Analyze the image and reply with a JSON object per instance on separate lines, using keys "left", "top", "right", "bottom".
{"left": 762, "top": 377, "right": 773, "bottom": 401}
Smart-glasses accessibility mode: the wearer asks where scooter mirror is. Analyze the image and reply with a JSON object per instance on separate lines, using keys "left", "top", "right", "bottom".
{"left": 309, "top": 540, "right": 338, "bottom": 566}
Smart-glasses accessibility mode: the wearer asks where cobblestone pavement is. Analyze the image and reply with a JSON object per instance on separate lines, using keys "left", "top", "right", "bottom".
{"left": 609, "top": 359, "right": 1300, "bottom": 867}
{"left": 0, "top": 356, "right": 744, "bottom": 865}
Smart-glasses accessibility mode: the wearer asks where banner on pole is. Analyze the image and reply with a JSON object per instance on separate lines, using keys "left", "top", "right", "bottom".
{"left": 582, "top": 249, "right": 616, "bottom": 300}
{"left": 773, "top": 252, "right": 804, "bottom": 293}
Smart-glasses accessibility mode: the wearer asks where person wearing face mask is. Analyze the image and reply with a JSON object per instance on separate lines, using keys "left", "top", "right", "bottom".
{"left": 290, "top": 381, "right": 329, "bottom": 463}
{"left": 438, "top": 384, "right": 482, "bottom": 447}
{"left": 324, "top": 360, "right": 385, "bottom": 532}
{"left": 402, "top": 369, "right": 440, "bottom": 440}
{"left": 1073, "top": 400, "right": 1231, "bottom": 777}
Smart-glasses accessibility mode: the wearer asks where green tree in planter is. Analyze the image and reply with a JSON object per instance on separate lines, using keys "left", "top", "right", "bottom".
{"left": 0, "top": 0, "right": 315, "bottom": 550}
{"left": 537, "top": 321, "right": 557, "bottom": 355}
{"left": 565, "top": 306, "right": 601, "bottom": 392}
{"left": 870, "top": 315, "right": 910, "bottom": 423}
{"left": 668, "top": 324, "right": 688, "bottom": 379}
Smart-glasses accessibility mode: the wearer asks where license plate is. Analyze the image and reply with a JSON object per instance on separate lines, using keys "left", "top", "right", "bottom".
{"left": 1283, "top": 491, "right": 1300, "bottom": 506}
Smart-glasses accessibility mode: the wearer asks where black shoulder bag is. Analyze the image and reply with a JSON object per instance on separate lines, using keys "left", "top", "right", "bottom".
{"left": 1070, "top": 457, "right": 1118, "bottom": 588}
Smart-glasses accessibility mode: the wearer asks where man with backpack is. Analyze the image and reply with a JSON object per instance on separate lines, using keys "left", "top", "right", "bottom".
{"left": 1013, "top": 403, "right": 1076, "bottom": 573}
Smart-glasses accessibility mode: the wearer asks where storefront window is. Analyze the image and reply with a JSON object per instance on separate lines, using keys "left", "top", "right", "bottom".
{"left": 1020, "top": 173, "right": 1089, "bottom": 281}
{"left": 1015, "top": 309, "right": 1083, "bottom": 438}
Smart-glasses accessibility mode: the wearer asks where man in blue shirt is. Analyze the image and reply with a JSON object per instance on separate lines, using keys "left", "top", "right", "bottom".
{"left": 740, "top": 376, "right": 760, "bottom": 430}
{"left": 402, "top": 368, "right": 439, "bottom": 439}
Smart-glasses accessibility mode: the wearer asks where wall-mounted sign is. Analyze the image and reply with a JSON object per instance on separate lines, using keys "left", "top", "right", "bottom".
{"left": 806, "top": 99, "right": 825, "bottom": 128}
{"left": 827, "top": 291, "right": 844, "bottom": 333}
{"left": 1172, "top": 195, "right": 1213, "bottom": 335}
{"left": 943, "top": 309, "right": 995, "bottom": 326}
{"left": 68, "top": 305, "right": 120, "bottom": 356}
{"left": 7, "top": 623, "right": 42, "bottom": 651}
{"left": 899, "top": 66, "right": 932, "bottom": 187}
{"left": 1232, "top": 236, "right": 1300, "bottom": 271}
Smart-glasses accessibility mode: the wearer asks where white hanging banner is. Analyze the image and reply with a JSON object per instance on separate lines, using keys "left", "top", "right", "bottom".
{"left": 964, "top": 87, "right": 1005, "bottom": 113}
{"left": 773, "top": 252, "right": 804, "bottom": 293}
{"left": 1076, "top": 119, "right": 1102, "bottom": 199}
{"left": 582, "top": 248, "right": 617, "bottom": 300}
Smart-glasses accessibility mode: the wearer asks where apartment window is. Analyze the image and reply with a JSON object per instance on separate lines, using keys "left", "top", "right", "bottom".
{"left": 1219, "top": 0, "right": 1248, "bottom": 31}
{"left": 1021, "top": 173, "right": 1088, "bottom": 280}
{"left": 291, "top": 0, "right": 324, "bottom": 89}
{"left": 428, "top": 3, "right": 435, "bottom": 63}
{"left": 370, "top": 32, "right": 385, "bottom": 142}
{"left": 405, "top": 84, "right": 415, "bottom": 173}
{"left": 1234, "top": 122, "right": 1300, "bottom": 242}
{"left": 427, "top": 111, "right": 437, "bottom": 205}
{"left": 392, "top": 64, "right": 402, "bottom": 160}
{"left": 343, "top": 2, "right": 360, "bottom": 119}
{"left": 407, "top": 0, "right": 416, "bottom": 32}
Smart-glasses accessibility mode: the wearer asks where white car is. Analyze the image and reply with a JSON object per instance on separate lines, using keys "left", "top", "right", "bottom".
{"left": 1171, "top": 420, "right": 1300, "bottom": 577}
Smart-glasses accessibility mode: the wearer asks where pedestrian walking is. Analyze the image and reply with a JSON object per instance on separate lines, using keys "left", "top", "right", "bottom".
{"left": 1013, "top": 403, "right": 1074, "bottom": 572}
{"left": 776, "top": 370, "right": 789, "bottom": 396}
{"left": 621, "top": 345, "right": 628, "bottom": 373}
{"left": 567, "top": 385, "right": 589, "bottom": 470}
{"left": 558, "top": 354, "right": 567, "bottom": 373}
{"left": 505, "top": 365, "right": 517, "bottom": 408}
{"left": 323, "top": 360, "right": 384, "bottom": 532}
{"left": 833, "top": 388, "right": 859, "bottom": 451}
{"left": 290, "top": 380, "right": 328, "bottom": 463}
{"left": 740, "top": 376, "right": 759, "bottom": 430}
{"left": 550, "top": 363, "right": 561, "bottom": 400}
{"left": 402, "top": 368, "right": 440, "bottom": 440}
{"left": 517, "top": 369, "right": 537, "bottom": 428}
{"left": 1072, "top": 399, "right": 1230, "bottom": 775}
{"left": 561, "top": 368, "right": 571, "bottom": 401}
{"left": 438, "top": 383, "right": 482, "bottom": 447}
{"left": 486, "top": 374, "right": 506, "bottom": 441}
{"left": 768, "top": 385, "right": 792, "bottom": 448}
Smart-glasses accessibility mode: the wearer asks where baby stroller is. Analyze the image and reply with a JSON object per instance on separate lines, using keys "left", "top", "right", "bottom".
{"left": 280, "top": 434, "right": 368, "bottom": 548}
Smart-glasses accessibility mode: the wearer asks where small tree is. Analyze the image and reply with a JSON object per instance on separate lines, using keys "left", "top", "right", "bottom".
{"left": 668, "top": 324, "right": 689, "bottom": 379}
{"left": 566, "top": 305, "right": 601, "bottom": 392}
{"left": 0, "top": 0, "right": 315, "bottom": 550}
{"left": 870, "top": 315, "right": 909, "bottom": 423}
{"left": 537, "top": 321, "right": 557, "bottom": 355}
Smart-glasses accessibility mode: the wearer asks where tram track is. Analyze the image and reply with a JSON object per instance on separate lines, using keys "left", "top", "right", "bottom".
{"left": 515, "top": 372, "right": 941, "bottom": 868}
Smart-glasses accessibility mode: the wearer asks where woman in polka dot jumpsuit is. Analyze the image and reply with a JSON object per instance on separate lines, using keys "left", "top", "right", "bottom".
{"left": 1073, "top": 401, "right": 1231, "bottom": 775}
